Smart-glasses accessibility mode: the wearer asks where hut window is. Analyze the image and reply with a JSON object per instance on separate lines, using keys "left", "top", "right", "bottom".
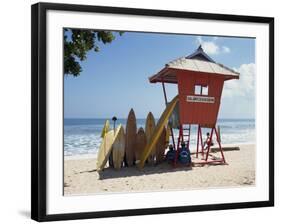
{"left": 202, "top": 86, "right": 209, "bottom": 95}
{"left": 194, "top": 85, "right": 201, "bottom": 95}
{"left": 194, "top": 85, "right": 209, "bottom": 95}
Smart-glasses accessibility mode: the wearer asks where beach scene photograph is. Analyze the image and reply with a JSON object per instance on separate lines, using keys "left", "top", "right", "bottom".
{"left": 63, "top": 29, "right": 255, "bottom": 196}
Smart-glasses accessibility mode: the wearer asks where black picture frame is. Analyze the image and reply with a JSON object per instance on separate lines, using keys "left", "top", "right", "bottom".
{"left": 31, "top": 2, "right": 274, "bottom": 222}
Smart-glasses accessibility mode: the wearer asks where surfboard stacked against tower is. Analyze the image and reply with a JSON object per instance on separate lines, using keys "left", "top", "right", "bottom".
{"left": 97, "top": 121, "right": 126, "bottom": 171}
{"left": 112, "top": 125, "right": 126, "bottom": 169}
{"left": 125, "top": 109, "right": 137, "bottom": 166}
{"left": 145, "top": 112, "right": 156, "bottom": 164}
{"left": 96, "top": 129, "right": 115, "bottom": 171}
{"left": 138, "top": 96, "right": 179, "bottom": 169}
{"left": 100, "top": 120, "right": 110, "bottom": 138}
{"left": 135, "top": 127, "right": 147, "bottom": 163}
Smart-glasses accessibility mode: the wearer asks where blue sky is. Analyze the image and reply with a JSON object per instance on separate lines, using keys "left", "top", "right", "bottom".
{"left": 64, "top": 31, "right": 255, "bottom": 119}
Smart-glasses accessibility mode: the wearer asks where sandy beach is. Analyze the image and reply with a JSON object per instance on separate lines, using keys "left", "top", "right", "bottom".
{"left": 64, "top": 144, "right": 255, "bottom": 195}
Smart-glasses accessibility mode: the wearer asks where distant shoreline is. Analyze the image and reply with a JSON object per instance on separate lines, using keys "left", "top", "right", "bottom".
{"left": 64, "top": 119, "right": 255, "bottom": 158}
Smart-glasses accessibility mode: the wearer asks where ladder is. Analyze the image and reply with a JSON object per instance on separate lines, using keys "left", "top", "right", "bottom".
{"left": 174, "top": 124, "right": 191, "bottom": 165}
{"left": 176, "top": 124, "right": 191, "bottom": 150}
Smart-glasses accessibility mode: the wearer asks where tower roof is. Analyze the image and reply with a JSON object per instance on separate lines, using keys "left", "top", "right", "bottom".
{"left": 186, "top": 45, "right": 216, "bottom": 62}
{"left": 149, "top": 46, "right": 239, "bottom": 84}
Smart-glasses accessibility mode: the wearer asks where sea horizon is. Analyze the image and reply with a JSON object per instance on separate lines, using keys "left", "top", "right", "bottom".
{"left": 64, "top": 118, "right": 255, "bottom": 157}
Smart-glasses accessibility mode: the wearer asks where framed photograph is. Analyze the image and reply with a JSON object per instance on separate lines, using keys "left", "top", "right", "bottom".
{"left": 31, "top": 2, "right": 274, "bottom": 222}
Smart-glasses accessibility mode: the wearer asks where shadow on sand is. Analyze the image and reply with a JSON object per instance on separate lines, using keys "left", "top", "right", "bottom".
{"left": 85, "top": 161, "right": 193, "bottom": 180}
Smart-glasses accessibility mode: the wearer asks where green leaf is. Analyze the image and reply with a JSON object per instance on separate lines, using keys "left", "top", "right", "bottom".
{"left": 64, "top": 29, "right": 123, "bottom": 76}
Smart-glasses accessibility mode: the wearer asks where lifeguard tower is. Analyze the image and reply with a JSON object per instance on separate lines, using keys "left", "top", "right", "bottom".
{"left": 138, "top": 45, "right": 239, "bottom": 168}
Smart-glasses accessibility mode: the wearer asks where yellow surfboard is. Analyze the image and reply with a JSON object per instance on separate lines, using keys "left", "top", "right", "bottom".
{"left": 96, "top": 130, "right": 114, "bottom": 171}
{"left": 100, "top": 120, "right": 110, "bottom": 138}
{"left": 145, "top": 112, "right": 156, "bottom": 164}
{"left": 97, "top": 125, "right": 123, "bottom": 171}
{"left": 138, "top": 95, "right": 179, "bottom": 169}
{"left": 112, "top": 125, "right": 125, "bottom": 170}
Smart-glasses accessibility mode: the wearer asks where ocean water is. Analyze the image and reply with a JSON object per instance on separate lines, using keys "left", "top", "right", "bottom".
{"left": 64, "top": 118, "right": 255, "bottom": 156}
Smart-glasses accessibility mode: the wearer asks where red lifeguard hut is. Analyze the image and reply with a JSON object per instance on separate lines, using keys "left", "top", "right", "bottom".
{"left": 149, "top": 45, "right": 239, "bottom": 165}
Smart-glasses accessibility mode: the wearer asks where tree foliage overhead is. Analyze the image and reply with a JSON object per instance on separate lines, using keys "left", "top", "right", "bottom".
{"left": 64, "top": 28, "right": 123, "bottom": 76}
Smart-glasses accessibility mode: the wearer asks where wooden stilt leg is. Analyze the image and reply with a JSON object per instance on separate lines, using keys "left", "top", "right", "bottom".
{"left": 174, "top": 125, "right": 182, "bottom": 165}
{"left": 214, "top": 127, "right": 226, "bottom": 163}
{"left": 196, "top": 125, "right": 200, "bottom": 158}
{"left": 199, "top": 125, "right": 204, "bottom": 158}
{"left": 170, "top": 127, "right": 176, "bottom": 150}
{"left": 181, "top": 127, "right": 184, "bottom": 143}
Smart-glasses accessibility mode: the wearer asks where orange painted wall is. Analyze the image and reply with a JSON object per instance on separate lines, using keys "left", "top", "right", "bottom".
{"left": 176, "top": 70, "right": 224, "bottom": 127}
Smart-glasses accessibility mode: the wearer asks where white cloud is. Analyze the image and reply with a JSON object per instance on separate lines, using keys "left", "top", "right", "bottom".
{"left": 222, "top": 63, "right": 255, "bottom": 98}
{"left": 222, "top": 46, "right": 230, "bottom": 53}
{"left": 196, "top": 37, "right": 231, "bottom": 55}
